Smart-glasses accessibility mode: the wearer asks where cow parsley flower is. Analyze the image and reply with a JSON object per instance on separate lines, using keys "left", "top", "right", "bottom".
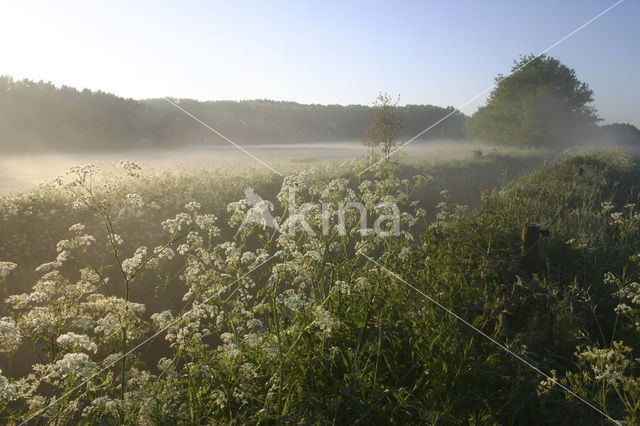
{"left": 35, "top": 261, "right": 60, "bottom": 273}
{"left": 122, "top": 246, "right": 148, "bottom": 277}
{"left": 0, "top": 369, "right": 15, "bottom": 399}
{"left": 56, "top": 250, "right": 71, "bottom": 263}
{"left": 24, "top": 306, "right": 55, "bottom": 334}
{"left": 125, "top": 193, "right": 145, "bottom": 209}
{"left": 83, "top": 396, "right": 121, "bottom": 419}
{"left": 69, "top": 223, "right": 86, "bottom": 232}
{"left": 72, "top": 316, "right": 95, "bottom": 331}
{"left": 185, "top": 201, "right": 201, "bottom": 212}
{"left": 151, "top": 310, "right": 174, "bottom": 329}
{"left": 239, "top": 363, "right": 257, "bottom": 379}
{"left": 0, "top": 318, "right": 22, "bottom": 354}
{"left": 537, "top": 370, "right": 558, "bottom": 395}
{"left": 162, "top": 213, "right": 193, "bottom": 234}
{"left": 56, "top": 332, "right": 98, "bottom": 353}
{"left": 154, "top": 246, "right": 175, "bottom": 261}
{"left": 615, "top": 303, "right": 633, "bottom": 315}
{"left": 75, "top": 234, "right": 96, "bottom": 250}
{"left": 195, "top": 214, "right": 220, "bottom": 236}
{"left": 241, "top": 251, "right": 257, "bottom": 265}
{"left": 219, "top": 333, "right": 233, "bottom": 345}
{"left": 73, "top": 195, "right": 93, "bottom": 210}
{"left": 95, "top": 313, "right": 120, "bottom": 337}
{"left": 0, "top": 262, "right": 17, "bottom": 280}
{"left": 56, "top": 240, "right": 70, "bottom": 253}
{"left": 281, "top": 289, "right": 304, "bottom": 311}
{"left": 246, "top": 318, "right": 263, "bottom": 330}
{"left": 601, "top": 201, "right": 614, "bottom": 212}
{"left": 313, "top": 306, "right": 336, "bottom": 339}
{"left": 80, "top": 268, "right": 101, "bottom": 285}
{"left": 55, "top": 353, "right": 96, "bottom": 379}
{"left": 305, "top": 250, "right": 322, "bottom": 262}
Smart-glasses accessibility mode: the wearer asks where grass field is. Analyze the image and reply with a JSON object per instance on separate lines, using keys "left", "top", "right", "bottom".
{"left": 1, "top": 148, "right": 639, "bottom": 424}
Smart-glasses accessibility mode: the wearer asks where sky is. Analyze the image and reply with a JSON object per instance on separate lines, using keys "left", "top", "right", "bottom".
{"left": 1, "top": 0, "right": 638, "bottom": 127}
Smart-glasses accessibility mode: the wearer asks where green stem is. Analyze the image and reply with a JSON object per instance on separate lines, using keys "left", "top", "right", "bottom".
{"left": 121, "top": 278, "right": 129, "bottom": 402}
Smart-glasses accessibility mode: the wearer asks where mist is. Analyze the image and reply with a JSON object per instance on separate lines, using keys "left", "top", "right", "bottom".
{"left": 0, "top": 140, "right": 512, "bottom": 194}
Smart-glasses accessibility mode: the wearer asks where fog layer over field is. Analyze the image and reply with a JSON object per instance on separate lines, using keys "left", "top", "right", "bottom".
{"left": 0, "top": 141, "right": 518, "bottom": 194}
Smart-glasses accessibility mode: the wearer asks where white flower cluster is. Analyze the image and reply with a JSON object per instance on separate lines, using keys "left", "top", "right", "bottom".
{"left": 615, "top": 280, "right": 640, "bottom": 305}
{"left": 185, "top": 201, "right": 201, "bottom": 212}
{"left": 112, "top": 234, "right": 124, "bottom": 246}
{"left": 68, "top": 164, "right": 99, "bottom": 179}
{"left": 73, "top": 195, "right": 93, "bottom": 210}
{"left": 537, "top": 370, "right": 558, "bottom": 395}
{"left": 22, "top": 306, "right": 56, "bottom": 334}
{"left": 578, "top": 341, "right": 633, "bottom": 387}
{"left": 195, "top": 214, "right": 220, "bottom": 237}
{"left": 0, "top": 261, "right": 17, "bottom": 280}
{"left": 593, "top": 364, "right": 627, "bottom": 385}
{"left": 5, "top": 291, "right": 48, "bottom": 310}
{"left": 151, "top": 310, "right": 174, "bottom": 329}
{"left": 69, "top": 223, "right": 85, "bottom": 232}
{"left": 333, "top": 280, "right": 351, "bottom": 296}
{"left": 312, "top": 306, "right": 337, "bottom": 339}
{"left": 0, "top": 318, "right": 22, "bottom": 354}
{"left": 56, "top": 332, "right": 98, "bottom": 353}
{"left": 281, "top": 289, "right": 305, "bottom": 311}
{"left": 0, "top": 369, "right": 16, "bottom": 399}
{"left": 54, "top": 353, "right": 96, "bottom": 379}
{"left": 601, "top": 201, "right": 614, "bottom": 212}
{"left": 126, "top": 193, "right": 145, "bottom": 209}
{"left": 154, "top": 246, "right": 175, "bottom": 261}
{"left": 56, "top": 231, "right": 96, "bottom": 258}
{"left": 83, "top": 396, "right": 121, "bottom": 419}
{"left": 162, "top": 213, "right": 193, "bottom": 234}
{"left": 246, "top": 318, "right": 263, "bottom": 330}
{"left": 122, "top": 246, "right": 148, "bottom": 277}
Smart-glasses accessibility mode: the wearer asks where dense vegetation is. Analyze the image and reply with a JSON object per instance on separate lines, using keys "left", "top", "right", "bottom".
{"left": 1, "top": 150, "right": 640, "bottom": 424}
{"left": 0, "top": 76, "right": 467, "bottom": 153}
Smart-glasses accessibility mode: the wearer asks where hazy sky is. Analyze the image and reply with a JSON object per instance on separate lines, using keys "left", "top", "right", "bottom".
{"left": 2, "top": 0, "right": 638, "bottom": 127}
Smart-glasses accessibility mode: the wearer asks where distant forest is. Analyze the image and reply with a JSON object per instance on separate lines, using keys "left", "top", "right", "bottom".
{"left": 0, "top": 76, "right": 467, "bottom": 152}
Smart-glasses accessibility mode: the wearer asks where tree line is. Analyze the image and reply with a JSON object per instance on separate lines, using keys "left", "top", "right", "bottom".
{"left": 0, "top": 76, "right": 467, "bottom": 152}
{"left": 2, "top": 56, "right": 638, "bottom": 154}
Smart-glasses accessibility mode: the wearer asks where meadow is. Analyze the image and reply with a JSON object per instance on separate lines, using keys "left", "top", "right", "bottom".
{"left": 1, "top": 148, "right": 639, "bottom": 424}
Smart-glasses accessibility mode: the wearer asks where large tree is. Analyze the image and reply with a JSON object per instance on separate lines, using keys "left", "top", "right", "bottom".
{"left": 466, "top": 54, "right": 600, "bottom": 147}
